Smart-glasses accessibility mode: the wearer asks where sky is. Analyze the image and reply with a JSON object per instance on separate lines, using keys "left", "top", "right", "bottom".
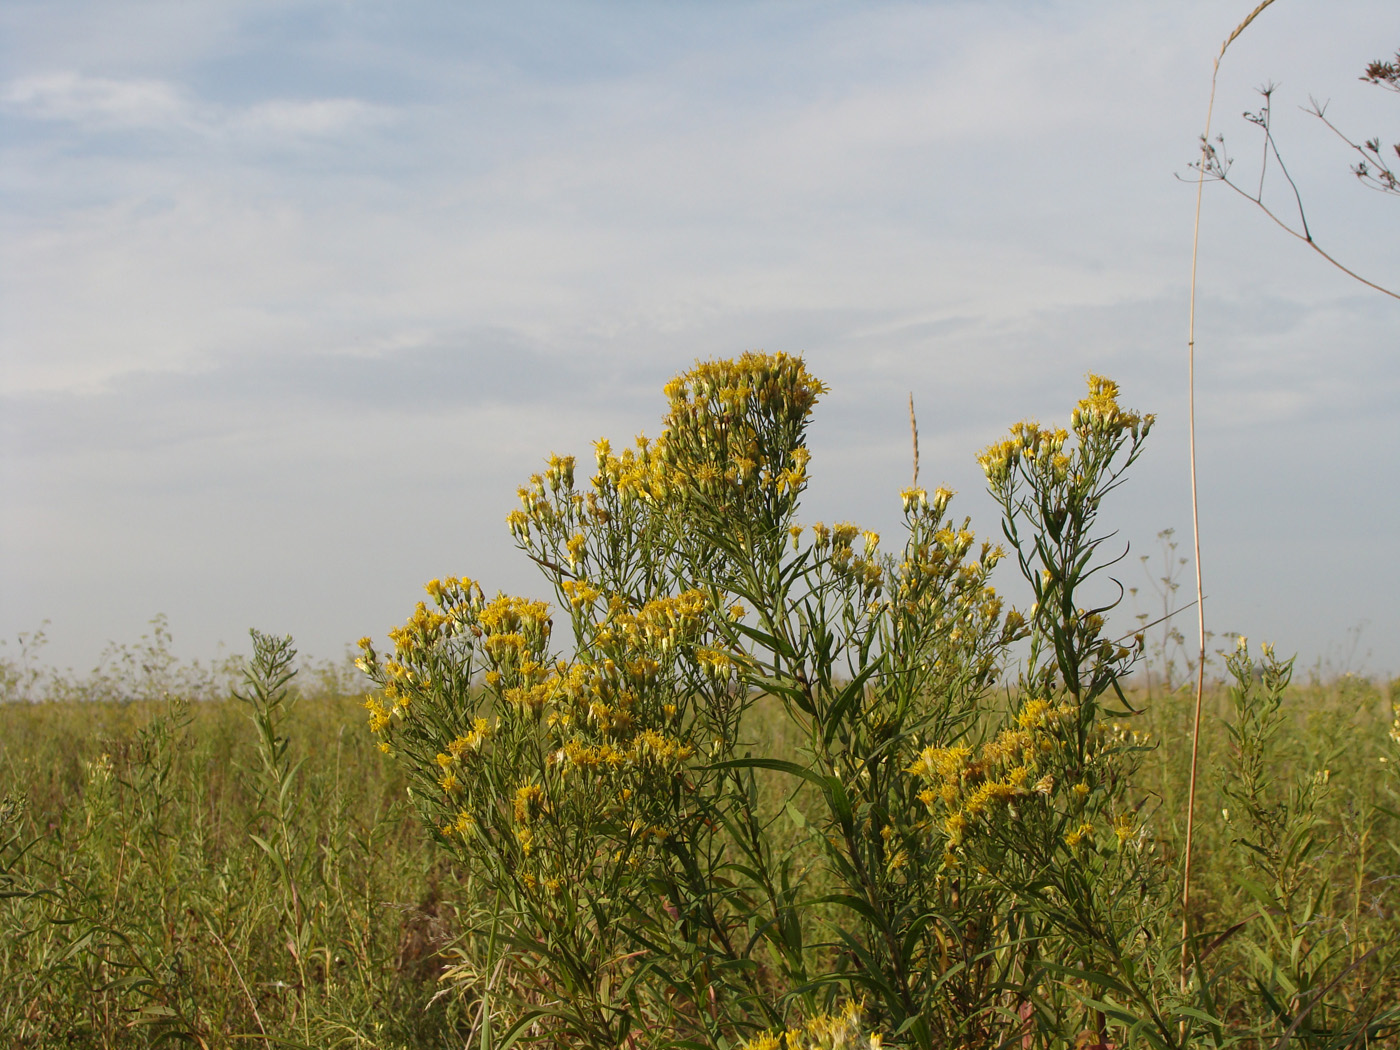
{"left": 1, "top": 0, "right": 1397, "bottom": 681}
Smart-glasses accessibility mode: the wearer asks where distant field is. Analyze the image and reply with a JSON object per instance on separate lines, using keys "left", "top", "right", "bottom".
{"left": 2, "top": 664, "right": 1396, "bottom": 1048}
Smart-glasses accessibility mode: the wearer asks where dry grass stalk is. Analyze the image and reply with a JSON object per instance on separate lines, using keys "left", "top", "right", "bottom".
{"left": 1181, "top": 0, "right": 1281, "bottom": 994}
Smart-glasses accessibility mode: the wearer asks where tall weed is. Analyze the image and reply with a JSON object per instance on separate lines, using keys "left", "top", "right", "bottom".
{"left": 356, "top": 355, "right": 1399, "bottom": 1048}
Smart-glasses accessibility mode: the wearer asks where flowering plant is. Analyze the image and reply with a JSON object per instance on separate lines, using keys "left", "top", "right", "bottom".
{"left": 359, "top": 356, "right": 1183, "bottom": 1049}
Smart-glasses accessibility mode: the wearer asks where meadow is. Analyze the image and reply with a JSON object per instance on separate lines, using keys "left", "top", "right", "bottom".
{"left": 3, "top": 355, "right": 1398, "bottom": 1050}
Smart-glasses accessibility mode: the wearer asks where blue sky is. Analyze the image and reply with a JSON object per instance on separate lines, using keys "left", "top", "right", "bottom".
{"left": 2, "top": 0, "right": 1397, "bottom": 677}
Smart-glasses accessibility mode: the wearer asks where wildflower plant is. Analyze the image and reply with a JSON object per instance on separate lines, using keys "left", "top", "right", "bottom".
{"left": 1207, "top": 640, "right": 1400, "bottom": 1046}
{"left": 358, "top": 354, "right": 837, "bottom": 1047}
{"left": 359, "top": 356, "right": 1296, "bottom": 1049}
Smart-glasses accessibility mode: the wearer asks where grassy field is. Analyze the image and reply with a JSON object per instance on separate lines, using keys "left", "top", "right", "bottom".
{"left": 1, "top": 674, "right": 478, "bottom": 1048}
{"left": 2, "top": 657, "right": 1396, "bottom": 1048}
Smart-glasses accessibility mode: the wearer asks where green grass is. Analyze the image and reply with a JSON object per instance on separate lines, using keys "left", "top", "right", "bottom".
{"left": 0, "top": 679, "right": 485, "bottom": 1049}
{"left": 3, "top": 659, "right": 1395, "bottom": 1048}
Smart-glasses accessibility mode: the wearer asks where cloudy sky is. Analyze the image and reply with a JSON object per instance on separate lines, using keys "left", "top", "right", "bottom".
{"left": 2, "top": 0, "right": 1396, "bottom": 679}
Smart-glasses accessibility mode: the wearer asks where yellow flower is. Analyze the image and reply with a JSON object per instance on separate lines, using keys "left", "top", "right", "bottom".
{"left": 448, "top": 718, "right": 491, "bottom": 756}
{"left": 566, "top": 532, "right": 587, "bottom": 567}
{"left": 1065, "top": 821, "right": 1094, "bottom": 848}
{"left": 1017, "top": 698, "right": 1051, "bottom": 729}
{"left": 363, "top": 696, "right": 392, "bottom": 734}
{"left": 907, "top": 744, "right": 970, "bottom": 781}
{"left": 1113, "top": 811, "right": 1137, "bottom": 846}
{"left": 977, "top": 437, "right": 1020, "bottom": 484}
{"left": 514, "top": 784, "right": 546, "bottom": 823}
{"left": 696, "top": 646, "right": 734, "bottom": 680}
{"left": 944, "top": 811, "right": 968, "bottom": 844}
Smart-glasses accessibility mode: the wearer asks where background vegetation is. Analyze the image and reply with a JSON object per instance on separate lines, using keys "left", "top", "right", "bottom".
{"left": 3, "top": 638, "right": 1395, "bottom": 1048}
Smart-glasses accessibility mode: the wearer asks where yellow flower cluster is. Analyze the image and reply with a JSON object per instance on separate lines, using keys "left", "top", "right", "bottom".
{"left": 1070, "top": 374, "right": 1153, "bottom": 439}
{"left": 513, "top": 783, "right": 546, "bottom": 823}
{"left": 440, "top": 809, "right": 474, "bottom": 838}
{"left": 899, "top": 485, "right": 954, "bottom": 516}
{"left": 894, "top": 525, "right": 980, "bottom": 600}
{"left": 1112, "top": 809, "right": 1138, "bottom": 847}
{"left": 558, "top": 729, "right": 696, "bottom": 774}
{"left": 511, "top": 354, "right": 823, "bottom": 546}
{"left": 591, "top": 433, "right": 674, "bottom": 507}
{"left": 596, "top": 590, "right": 710, "bottom": 653}
{"left": 354, "top": 578, "right": 550, "bottom": 751}
{"left": 908, "top": 697, "right": 1078, "bottom": 854}
{"left": 561, "top": 578, "right": 602, "bottom": 610}
{"left": 363, "top": 695, "right": 392, "bottom": 734}
{"left": 478, "top": 593, "right": 552, "bottom": 647}
{"left": 449, "top": 718, "right": 491, "bottom": 756}
{"left": 509, "top": 458, "right": 583, "bottom": 540}
{"left": 658, "top": 352, "right": 824, "bottom": 508}
{"left": 978, "top": 375, "right": 1154, "bottom": 488}
{"left": 739, "top": 999, "right": 877, "bottom": 1050}
{"left": 662, "top": 351, "right": 827, "bottom": 435}
{"left": 361, "top": 574, "right": 711, "bottom": 875}
{"left": 477, "top": 595, "right": 553, "bottom": 686}
{"left": 810, "top": 521, "right": 884, "bottom": 597}
{"left": 978, "top": 420, "right": 1070, "bottom": 487}
{"left": 695, "top": 646, "right": 736, "bottom": 681}
{"left": 358, "top": 576, "right": 483, "bottom": 669}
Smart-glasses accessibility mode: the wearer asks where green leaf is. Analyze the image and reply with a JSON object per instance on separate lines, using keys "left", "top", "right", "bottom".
{"left": 731, "top": 619, "right": 796, "bottom": 661}
{"left": 821, "top": 660, "right": 883, "bottom": 750}
{"left": 709, "top": 757, "right": 827, "bottom": 790}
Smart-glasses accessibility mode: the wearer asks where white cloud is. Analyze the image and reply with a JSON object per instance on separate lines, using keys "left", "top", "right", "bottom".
{"left": 2, "top": 69, "right": 389, "bottom": 144}
{"left": 2, "top": 71, "right": 189, "bottom": 128}
{"left": 229, "top": 97, "right": 389, "bottom": 138}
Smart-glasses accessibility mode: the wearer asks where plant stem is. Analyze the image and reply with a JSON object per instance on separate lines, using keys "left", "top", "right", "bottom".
{"left": 1181, "top": 0, "right": 1280, "bottom": 997}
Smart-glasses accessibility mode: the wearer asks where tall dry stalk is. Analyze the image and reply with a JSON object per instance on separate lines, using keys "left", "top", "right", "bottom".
{"left": 909, "top": 393, "right": 920, "bottom": 488}
{"left": 1181, "top": 0, "right": 1280, "bottom": 993}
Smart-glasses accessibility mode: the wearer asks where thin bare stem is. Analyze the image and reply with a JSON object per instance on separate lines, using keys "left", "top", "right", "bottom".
{"left": 1261, "top": 101, "right": 1314, "bottom": 242}
{"left": 1255, "top": 88, "right": 1272, "bottom": 201}
{"left": 1112, "top": 598, "right": 1201, "bottom": 647}
{"left": 1307, "top": 100, "right": 1400, "bottom": 195}
{"left": 1182, "top": 60, "right": 1214, "bottom": 995}
{"left": 1210, "top": 177, "right": 1399, "bottom": 298}
{"left": 1182, "top": 0, "right": 1281, "bottom": 997}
